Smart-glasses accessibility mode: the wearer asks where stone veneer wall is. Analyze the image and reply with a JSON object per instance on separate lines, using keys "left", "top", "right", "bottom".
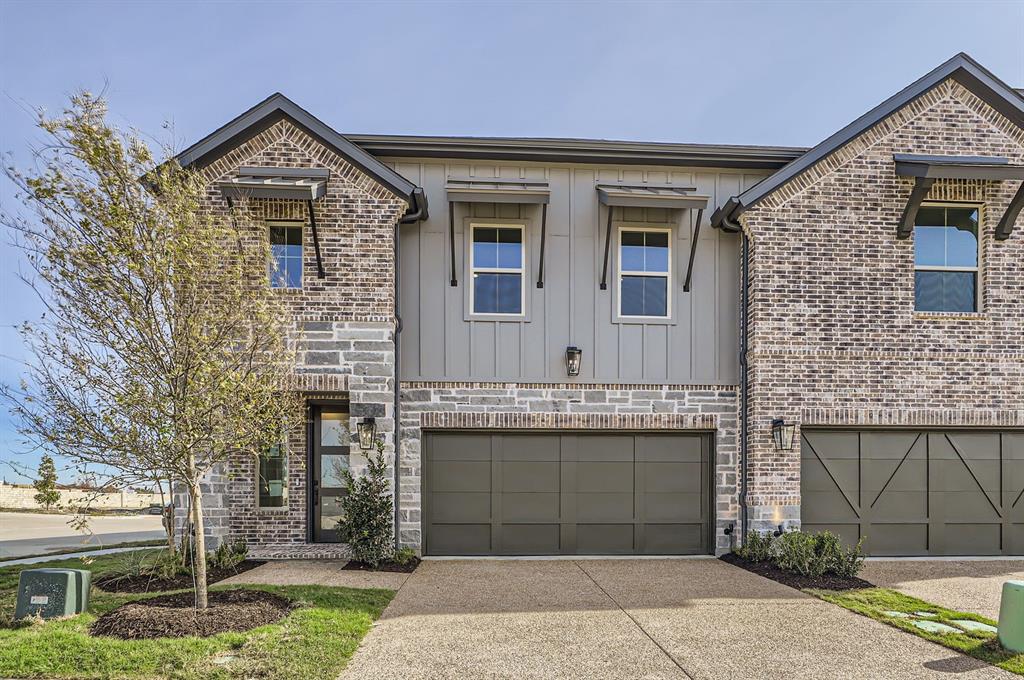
{"left": 179, "top": 119, "right": 406, "bottom": 550}
{"left": 739, "top": 78, "right": 1024, "bottom": 532}
{"left": 398, "top": 382, "right": 739, "bottom": 554}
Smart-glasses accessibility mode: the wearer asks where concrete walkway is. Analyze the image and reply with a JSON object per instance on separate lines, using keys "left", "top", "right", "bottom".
{"left": 863, "top": 560, "right": 1024, "bottom": 621}
{"left": 217, "top": 559, "right": 410, "bottom": 590}
{"left": 340, "top": 559, "right": 1010, "bottom": 680}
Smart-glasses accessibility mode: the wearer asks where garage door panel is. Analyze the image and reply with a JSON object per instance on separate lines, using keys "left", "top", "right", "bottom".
{"left": 940, "top": 523, "right": 1000, "bottom": 555}
{"left": 501, "top": 493, "right": 559, "bottom": 522}
{"left": 430, "top": 492, "right": 491, "bottom": 523}
{"left": 643, "top": 461, "right": 702, "bottom": 493}
{"left": 577, "top": 492, "right": 634, "bottom": 522}
{"left": 429, "top": 524, "right": 491, "bottom": 555}
{"left": 645, "top": 492, "right": 703, "bottom": 522}
{"left": 425, "top": 432, "right": 710, "bottom": 556}
{"left": 644, "top": 524, "right": 702, "bottom": 554}
{"left": 577, "top": 462, "right": 634, "bottom": 492}
{"left": 501, "top": 524, "right": 560, "bottom": 554}
{"left": 577, "top": 524, "right": 634, "bottom": 553}
{"left": 802, "top": 430, "right": 1023, "bottom": 556}
{"left": 501, "top": 461, "right": 559, "bottom": 492}
{"left": 430, "top": 461, "right": 490, "bottom": 492}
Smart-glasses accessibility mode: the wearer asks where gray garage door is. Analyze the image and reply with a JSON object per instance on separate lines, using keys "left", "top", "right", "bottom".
{"left": 423, "top": 432, "right": 711, "bottom": 556}
{"left": 801, "top": 430, "right": 1024, "bottom": 556}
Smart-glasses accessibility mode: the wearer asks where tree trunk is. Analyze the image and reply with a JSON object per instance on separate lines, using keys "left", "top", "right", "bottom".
{"left": 188, "top": 479, "right": 209, "bottom": 609}
{"left": 158, "top": 479, "right": 176, "bottom": 556}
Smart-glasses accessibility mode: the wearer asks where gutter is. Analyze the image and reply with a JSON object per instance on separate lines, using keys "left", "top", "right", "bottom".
{"left": 393, "top": 188, "right": 428, "bottom": 551}
{"left": 738, "top": 232, "right": 750, "bottom": 543}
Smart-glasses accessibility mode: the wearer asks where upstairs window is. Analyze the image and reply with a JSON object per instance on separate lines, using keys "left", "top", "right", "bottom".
{"left": 619, "top": 228, "right": 670, "bottom": 318}
{"left": 257, "top": 444, "right": 287, "bottom": 508}
{"left": 471, "top": 225, "right": 524, "bottom": 315}
{"left": 269, "top": 222, "right": 303, "bottom": 288}
{"left": 914, "top": 205, "right": 979, "bottom": 312}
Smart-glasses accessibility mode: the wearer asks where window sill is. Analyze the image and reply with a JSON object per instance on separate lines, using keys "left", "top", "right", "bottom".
{"left": 271, "top": 287, "right": 304, "bottom": 294}
{"left": 913, "top": 311, "right": 988, "bottom": 321}
{"left": 613, "top": 315, "right": 677, "bottom": 326}
{"left": 256, "top": 505, "right": 289, "bottom": 513}
{"left": 465, "top": 313, "right": 532, "bottom": 323}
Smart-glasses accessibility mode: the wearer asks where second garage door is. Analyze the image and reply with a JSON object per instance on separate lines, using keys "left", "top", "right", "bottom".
{"left": 802, "top": 430, "right": 1024, "bottom": 556}
{"left": 422, "top": 432, "right": 711, "bottom": 556}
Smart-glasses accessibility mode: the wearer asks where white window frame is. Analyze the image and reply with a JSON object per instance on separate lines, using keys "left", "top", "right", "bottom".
{"left": 268, "top": 220, "right": 304, "bottom": 290}
{"left": 469, "top": 222, "right": 527, "bottom": 318}
{"left": 913, "top": 202, "right": 983, "bottom": 313}
{"left": 617, "top": 225, "right": 673, "bottom": 320}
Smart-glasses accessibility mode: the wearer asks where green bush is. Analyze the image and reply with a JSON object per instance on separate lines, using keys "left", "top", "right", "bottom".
{"left": 336, "top": 439, "right": 394, "bottom": 568}
{"left": 831, "top": 537, "right": 866, "bottom": 578}
{"left": 208, "top": 539, "right": 248, "bottom": 571}
{"left": 393, "top": 547, "right": 418, "bottom": 566}
{"left": 775, "top": 530, "right": 828, "bottom": 577}
{"left": 737, "top": 530, "right": 774, "bottom": 562}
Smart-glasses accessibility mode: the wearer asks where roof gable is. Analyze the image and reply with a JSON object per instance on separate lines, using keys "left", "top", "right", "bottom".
{"left": 712, "top": 53, "right": 1024, "bottom": 229}
{"left": 176, "top": 93, "right": 416, "bottom": 203}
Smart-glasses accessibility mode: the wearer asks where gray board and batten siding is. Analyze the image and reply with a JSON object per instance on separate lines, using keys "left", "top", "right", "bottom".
{"left": 389, "top": 159, "right": 766, "bottom": 384}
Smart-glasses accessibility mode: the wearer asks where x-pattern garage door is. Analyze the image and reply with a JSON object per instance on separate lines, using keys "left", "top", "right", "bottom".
{"left": 801, "top": 430, "right": 1024, "bottom": 556}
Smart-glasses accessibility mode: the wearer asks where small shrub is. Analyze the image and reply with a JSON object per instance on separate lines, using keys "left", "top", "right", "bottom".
{"left": 832, "top": 537, "right": 866, "bottom": 578}
{"left": 393, "top": 547, "right": 417, "bottom": 566}
{"left": 208, "top": 539, "right": 248, "bottom": 571}
{"left": 110, "top": 550, "right": 153, "bottom": 578}
{"left": 336, "top": 438, "right": 394, "bottom": 568}
{"left": 148, "top": 549, "right": 190, "bottom": 580}
{"left": 737, "top": 530, "right": 774, "bottom": 562}
{"left": 775, "top": 530, "right": 827, "bottom": 578}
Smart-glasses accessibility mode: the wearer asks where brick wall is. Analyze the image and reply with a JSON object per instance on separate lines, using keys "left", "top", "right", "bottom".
{"left": 398, "top": 382, "right": 740, "bottom": 554}
{"left": 186, "top": 120, "right": 405, "bottom": 549}
{"left": 740, "top": 78, "right": 1024, "bottom": 530}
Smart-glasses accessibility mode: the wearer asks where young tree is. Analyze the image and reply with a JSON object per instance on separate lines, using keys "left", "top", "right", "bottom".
{"left": 2, "top": 92, "right": 301, "bottom": 608}
{"left": 32, "top": 454, "right": 60, "bottom": 510}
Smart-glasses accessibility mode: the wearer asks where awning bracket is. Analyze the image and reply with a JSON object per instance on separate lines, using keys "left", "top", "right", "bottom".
{"left": 683, "top": 208, "right": 704, "bottom": 293}
{"left": 536, "top": 203, "right": 548, "bottom": 289}
{"left": 449, "top": 201, "right": 458, "bottom": 286}
{"left": 306, "top": 200, "right": 326, "bottom": 278}
{"left": 896, "top": 176, "right": 935, "bottom": 240}
{"left": 996, "top": 181, "right": 1024, "bottom": 240}
{"left": 599, "top": 205, "right": 613, "bottom": 290}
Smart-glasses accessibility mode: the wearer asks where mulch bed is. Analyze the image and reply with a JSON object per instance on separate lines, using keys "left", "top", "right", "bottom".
{"left": 90, "top": 589, "right": 294, "bottom": 639}
{"left": 341, "top": 557, "right": 420, "bottom": 573}
{"left": 721, "top": 552, "right": 874, "bottom": 591}
{"left": 94, "top": 560, "right": 264, "bottom": 594}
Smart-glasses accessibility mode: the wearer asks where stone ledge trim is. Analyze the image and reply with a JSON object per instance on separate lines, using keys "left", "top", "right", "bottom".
{"left": 800, "top": 408, "right": 1024, "bottom": 428}
{"left": 420, "top": 411, "right": 718, "bottom": 430}
{"left": 288, "top": 373, "right": 348, "bottom": 392}
{"left": 403, "top": 381, "right": 738, "bottom": 391}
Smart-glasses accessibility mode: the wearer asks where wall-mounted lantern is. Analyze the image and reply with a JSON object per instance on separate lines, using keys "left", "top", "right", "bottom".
{"left": 357, "top": 417, "right": 376, "bottom": 451}
{"left": 565, "top": 346, "right": 583, "bottom": 377}
{"left": 771, "top": 418, "right": 796, "bottom": 452}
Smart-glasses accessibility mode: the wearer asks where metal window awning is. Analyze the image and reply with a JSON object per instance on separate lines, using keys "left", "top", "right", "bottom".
{"left": 894, "top": 154, "right": 1024, "bottom": 240}
{"left": 218, "top": 167, "right": 330, "bottom": 201}
{"left": 595, "top": 183, "right": 710, "bottom": 292}
{"left": 445, "top": 178, "right": 551, "bottom": 288}
{"left": 219, "top": 167, "right": 331, "bottom": 278}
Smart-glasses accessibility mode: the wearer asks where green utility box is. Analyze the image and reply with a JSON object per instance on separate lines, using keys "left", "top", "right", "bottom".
{"left": 14, "top": 568, "right": 91, "bottom": 620}
{"left": 999, "top": 580, "right": 1024, "bottom": 653}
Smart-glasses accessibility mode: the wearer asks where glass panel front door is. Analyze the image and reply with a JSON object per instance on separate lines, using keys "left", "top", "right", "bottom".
{"left": 312, "top": 405, "right": 350, "bottom": 542}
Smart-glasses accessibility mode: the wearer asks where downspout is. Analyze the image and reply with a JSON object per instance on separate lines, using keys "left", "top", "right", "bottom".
{"left": 394, "top": 188, "right": 427, "bottom": 551}
{"left": 716, "top": 202, "right": 749, "bottom": 542}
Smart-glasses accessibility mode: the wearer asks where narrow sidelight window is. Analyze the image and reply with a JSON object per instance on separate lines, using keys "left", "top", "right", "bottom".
{"left": 619, "top": 228, "right": 670, "bottom": 318}
{"left": 269, "top": 222, "right": 303, "bottom": 288}
{"left": 914, "top": 205, "right": 979, "bottom": 312}
{"left": 258, "top": 444, "right": 287, "bottom": 508}
{"left": 471, "top": 224, "right": 524, "bottom": 315}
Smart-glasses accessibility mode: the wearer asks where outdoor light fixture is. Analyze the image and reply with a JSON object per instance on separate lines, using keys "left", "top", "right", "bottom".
{"left": 771, "top": 418, "right": 796, "bottom": 452}
{"left": 357, "top": 417, "right": 376, "bottom": 451}
{"left": 565, "top": 346, "right": 582, "bottom": 377}
{"left": 774, "top": 525, "right": 785, "bottom": 537}
{"left": 724, "top": 524, "right": 734, "bottom": 536}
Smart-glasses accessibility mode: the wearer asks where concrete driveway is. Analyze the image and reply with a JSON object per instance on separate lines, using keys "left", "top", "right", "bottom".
{"left": 340, "top": 558, "right": 1010, "bottom": 680}
{"left": 0, "top": 512, "right": 164, "bottom": 558}
{"left": 863, "top": 559, "right": 1024, "bottom": 621}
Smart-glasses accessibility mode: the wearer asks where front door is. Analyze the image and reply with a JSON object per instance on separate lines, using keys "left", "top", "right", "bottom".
{"left": 311, "top": 405, "right": 351, "bottom": 542}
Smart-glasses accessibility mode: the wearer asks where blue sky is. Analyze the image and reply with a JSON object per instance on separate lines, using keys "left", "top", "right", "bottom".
{"left": 0, "top": 0, "right": 1022, "bottom": 482}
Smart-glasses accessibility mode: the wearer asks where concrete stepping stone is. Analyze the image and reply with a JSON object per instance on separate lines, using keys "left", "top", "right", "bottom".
{"left": 913, "top": 611, "right": 938, "bottom": 618}
{"left": 953, "top": 620, "right": 997, "bottom": 633}
{"left": 913, "top": 620, "right": 960, "bottom": 634}
{"left": 883, "top": 611, "right": 911, "bottom": 618}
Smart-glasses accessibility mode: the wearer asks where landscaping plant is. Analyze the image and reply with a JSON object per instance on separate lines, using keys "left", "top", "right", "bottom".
{"left": 208, "top": 540, "right": 248, "bottom": 571}
{"left": 737, "top": 530, "right": 774, "bottom": 562}
{"left": 32, "top": 454, "right": 60, "bottom": 510}
{"left": 0, "top": 93, "right": 301, "bottom": 609}
{"left": 336, "top": 438, "right": 394, "bottom": 568}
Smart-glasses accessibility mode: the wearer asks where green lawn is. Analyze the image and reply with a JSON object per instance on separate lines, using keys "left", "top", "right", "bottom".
{"left": 0, "top": 552, "right": 394, "bottom": 679}
{"left": 813, "top": 587, "right": 1024, "bottom": 676}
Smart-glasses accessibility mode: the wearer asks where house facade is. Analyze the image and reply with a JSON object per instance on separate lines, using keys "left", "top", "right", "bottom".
{"left": 179, "top": 53, "right": 1024, "bottom": 558}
